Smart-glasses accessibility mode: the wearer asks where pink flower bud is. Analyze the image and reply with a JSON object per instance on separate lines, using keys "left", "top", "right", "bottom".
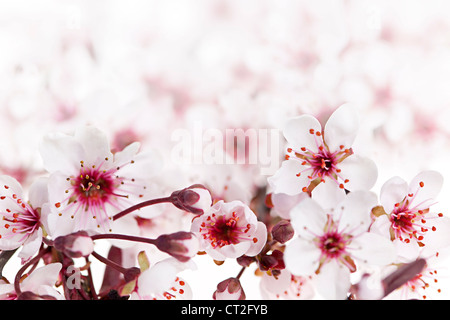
{"left": 54, "top": 231, "right": 94, "bottom": 258}
{"left": 170, "top": 184, "right": 212, "bottom": 215}
{"left": 156, "top": 231, "right": 200, "bottom": 262}
{"left": 271, "top": 220, "right": 294, "bottom": 244}
{"left": 213, "top": 278, "right": 245, "bottom": 300}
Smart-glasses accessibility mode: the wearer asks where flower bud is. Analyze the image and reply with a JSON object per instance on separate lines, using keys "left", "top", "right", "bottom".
{"left": 258, "top": 249, "right": 285, "bottom": 272}
{"left": 156, "top": 231, "right": 200, "bottom": 262}
{"left": 271, "top": 220, "right": 294, "bottom": 244}
{"left": 54, "top": 231, "right": 94, "bottom": 258}
{"left": 213, "top": 278, "right": 245, "bottom": 300}
{"left": 170, "top": 184, "right": 212, "bottom": 215}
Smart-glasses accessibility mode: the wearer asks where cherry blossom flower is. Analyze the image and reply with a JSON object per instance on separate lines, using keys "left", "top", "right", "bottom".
{"left": 268, "top": 104, "right": 378, "bottom": 196}
{"left": 284, "top": 182, "right": 396, "bottom": 299}
{"left": 191, "top": 200, "right": 267, "bottom": 261}
{"left": 39, "top": 125, "right": 163, "bottom": 237}
{"left": 0, "top": 175, "right": 48, "bottom": 263}
{"left": 371, "top": 171, "right": 445, "bottom": 251}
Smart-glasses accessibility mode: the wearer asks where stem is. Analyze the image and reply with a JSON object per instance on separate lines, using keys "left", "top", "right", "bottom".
{"left": 91, "top": 251, "right": 129, "bottom": 275}
{"left": 236, "top": 266, "right": 246, "bottom": 280}
{"left": 112, "top": 196, "right": 173, "bottom": 221}
{"left": 85, "top": 257, "right": 98, "bottom": 300}
{"left": 91, "top": 233, "right": 157, "bottom": 245}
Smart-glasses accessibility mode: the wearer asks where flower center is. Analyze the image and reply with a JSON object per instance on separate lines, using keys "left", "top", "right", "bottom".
{"left": 53, "top": 157, "right": 144, "bottom": 232}
{"left": 0, "top": 187, "right": 40, "bottom": 242}
{"left": 286, "top": 128, "right": 352, "bottom": 192}
{"left": 319, "top": 231, "right": 348, "bottom": 259}
{"left": 313, "top": 215, "right": 355, "bottom": 274}
{"left": 389, "top": 180, "right": 441, "bottom": 245}
{"left": 199, "top": 212, "right": 255, "bottom": 248}
{"left": 74, "top": 168, "right": 115, "bottom": 207}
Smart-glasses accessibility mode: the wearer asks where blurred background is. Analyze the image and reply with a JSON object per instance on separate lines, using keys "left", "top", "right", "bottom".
{"left": 1, "top": 0, "right": 450, "bottom": 299}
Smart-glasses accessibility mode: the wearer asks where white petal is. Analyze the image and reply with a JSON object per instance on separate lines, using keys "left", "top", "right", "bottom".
{"left": 370, "top": 215, "right": 392, "bottom": 239}
{"left": 260, "top": 269, "right": 292, "bottom": 297}
{"left": 74, "top": 126, "right": 113, "bottom": 166}
{"left": 338, "top": 155, "right": 378, "bottom": 191}
{"left": 338, "top": 191, "right": 378, "bottom": 234}
{"left": 314, "top": 261, "right": 351, "bottom": 299}
{"left": 421, "top": 216, "right": 450, "bottom": 257}
{"left": 208, "top": 241, "right": 252, "bottom": 260}
{"left": 311, "top": 181, "right": 346, "bottom": 212}
{"left": 28, "top": 177, "right": 49, "bottom": 209}
{"left": 408, "top": 170, "right": 443, "bottom": 209}
{"left": 283, "top": 115, "right": 322, "bottom": 151}
{"left": 0, "top": 175, "right": 23, "bottom": 198}
{"left": 284, "top": 237, "right": 321, "bottom": 276}
{"left": 138, "top": 260, "right": 179, "bottom": 296}
{"left": 290, "top": 197, "right": 327, "bottom": 238}
{"left": 350, "top": 232, "right": 397, "bottom": 266}
{"left": 380, "top": 176, "right": 408, "bottom": 213}
{"left": 39, "top": 132, "right": 85, "bottom": 174}
{"left": 117, "top": 148, "right": 164, "bottom": 180}
{"left": 324, "top": 103, "right": 359, "bottom": 152}
{"left": 18, "top": 228, "right": 43, "bottom": 263}
{"left": 271, "top": 192, "right": 308, "bottom": 220}
{"left": 267, "top": 160, "right": 309, "bottom": 196}
{"left": 22, "top": 263, "right": 62, "bottom": 292}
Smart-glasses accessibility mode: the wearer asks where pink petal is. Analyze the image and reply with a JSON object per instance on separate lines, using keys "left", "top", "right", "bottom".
{"left": 245, "top": 221, "right": 267, "bottom": 257}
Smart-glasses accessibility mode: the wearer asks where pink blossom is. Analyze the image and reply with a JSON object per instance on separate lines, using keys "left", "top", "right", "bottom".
{"left": 371, "top": 171, "right": 445, "bottom": 251}
{"left": 39, "top": 125, "right": 163, "bottom": 237}
{"left": 284, "top": 182, "right": 396, "bottom": 299}
{"left": 268, "top": 104, "right": 378, "bottom": 196}
{"left": 191, "top": 200, "right": 267, "bottom": 261}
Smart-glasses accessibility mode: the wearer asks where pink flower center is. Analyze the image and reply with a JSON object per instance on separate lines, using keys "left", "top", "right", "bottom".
{"left": 389, "top": 181, "right": 441, "bottom": 245}
{"left": 286, "top": 128, "right": 352, "bottom": 192}
{"left": 319, "top": 231, "right": 348, "bottom": 259}
{"left": 54, "top": 158, "right": 144, "bottom": 231}
{"left": 0, "top": 186, "right": 40, "bottom": 242}
{"left": 312, "top": 215, "right": 355, "bottom": 273}
{"left": 73, "top": 167, "right": 115, "bottom": 208}
{"left": 199, "top": 212, "right": 257, "bottom": 248}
